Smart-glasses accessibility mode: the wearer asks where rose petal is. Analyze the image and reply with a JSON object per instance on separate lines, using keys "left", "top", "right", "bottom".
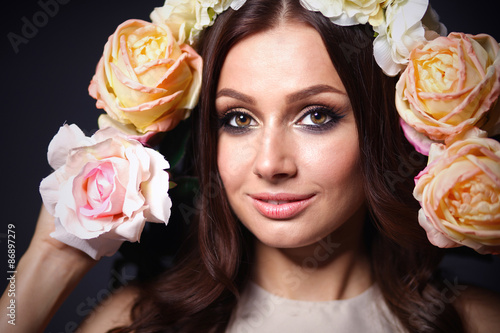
{"left": 142, "top": 149, "right": 171, "bottom": 223}
{"left": 418, "top": 209, "right": 460, "bottom": 248}
{"left": 97, "top": 114, "right": 162, "bottom": 146}
{"left": 47, "top": 124, "right": 93, "bottom": 170}
{"left": 122, "top": 146, "right": 149, "bottom": 216}
{"left": 373, "top": 33, "right": 402, "bottom": 77}
{"left": 400, "top": 118, "right": 439, "bottom": 155}
{"left": 40, "top": 170, "right": 66, "bottom": 216}
{"left": 108, "top": 209, "right": 148, "bottom": 242}
{"left": 51, "top": 217, "right": 124, "bottom": 260}
{"left": 230, "top": 0, "right": 246, "bottom": 10}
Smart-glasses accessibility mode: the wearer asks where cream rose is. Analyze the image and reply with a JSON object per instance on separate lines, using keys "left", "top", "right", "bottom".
{"left": 150, "top": 0, "right": 232, "bottom": 45}
{"left": 372, "top": 0, "right": 429, "bottom": 76}
{"left": 39, "top": 124, "right": 172, "bottom": 259}
{"left": 396, "top": 33, "right": 500, "bottom": 149}
{"left": 88, "top": 19, "right": 202, "bottom": 140}
{"left": 414, "top": 128, "right": 500, "bottom": 254}
{"left": 299, "top": 0, "right": 386, "bottom": 26}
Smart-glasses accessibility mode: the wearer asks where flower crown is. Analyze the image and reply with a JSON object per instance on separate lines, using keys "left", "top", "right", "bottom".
{"left": 40, "top": 0, "right": 500, "bottom": 259}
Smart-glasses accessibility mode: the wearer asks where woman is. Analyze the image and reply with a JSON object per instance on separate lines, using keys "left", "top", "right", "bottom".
{"left": 2, "top": 0, "right": 500, "bottom": 332}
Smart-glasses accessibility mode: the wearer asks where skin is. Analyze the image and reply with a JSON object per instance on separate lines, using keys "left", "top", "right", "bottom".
{"left": 216, "top": 22, "right": 372, "bottom": 301}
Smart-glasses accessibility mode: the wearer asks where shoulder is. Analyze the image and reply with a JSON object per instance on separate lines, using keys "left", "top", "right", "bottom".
{"left": 77, "top": 284, "right": 139, "bottom": 332}
{"left": 455, "top": 284, "right": 500, "bottom": 333}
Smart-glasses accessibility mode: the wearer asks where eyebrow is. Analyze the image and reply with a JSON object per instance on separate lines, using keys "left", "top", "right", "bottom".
{"left": 286, "top": 84, "right": 345, "bottom": 104}
{"left": 216, "top": 88, "right": 256, "bottom": 104}
{"left": 216, "top": 84, "right": 345, "bottom": 105}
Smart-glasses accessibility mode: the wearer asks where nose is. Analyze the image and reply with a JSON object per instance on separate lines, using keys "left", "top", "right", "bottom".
{"left": 252, "top": 127, "right": 297, "bottom": 182}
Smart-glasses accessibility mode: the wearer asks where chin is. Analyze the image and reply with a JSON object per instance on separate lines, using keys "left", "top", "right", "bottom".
{"left": 244, "top": 219, "right": 341, "bottom": 250}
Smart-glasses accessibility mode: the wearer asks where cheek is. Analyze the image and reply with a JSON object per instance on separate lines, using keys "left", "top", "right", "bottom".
{"left": 308, "top": 132, "right": 365, "bottom": 214}
{"left": 217, "top": 136, "right": 256, "bottom": 189}
{"left": 304, "top": 131, "right": 361, "bottom": 185}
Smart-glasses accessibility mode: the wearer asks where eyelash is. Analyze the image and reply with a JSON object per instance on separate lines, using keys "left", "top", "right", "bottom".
{"left": 298, "top": 105, "right": 345, "bottom": 132}
{"left": 218, "top": 105, "right": 344, "bottom": 134}
{"left": 218, "top": 109, "right": 256, "bottom": 134}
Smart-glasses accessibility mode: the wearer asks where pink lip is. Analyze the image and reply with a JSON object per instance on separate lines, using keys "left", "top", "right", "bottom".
{"left": 249, "top": 193, "right": 315, "bottom": 220}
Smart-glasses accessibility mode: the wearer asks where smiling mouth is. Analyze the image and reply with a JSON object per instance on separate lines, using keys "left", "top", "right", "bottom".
{"left": 249, "top": 194, "right": 315, "bottom": 219}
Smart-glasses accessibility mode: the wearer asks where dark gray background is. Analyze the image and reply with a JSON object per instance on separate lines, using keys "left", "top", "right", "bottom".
{"left": 1, "top": 1, "right": 499, "bottom": 332}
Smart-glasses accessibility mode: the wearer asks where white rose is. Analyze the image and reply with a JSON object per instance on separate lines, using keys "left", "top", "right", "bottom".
{"left": 39, "top": 124, "right": 172, "bottom": 259}
{"left": 373, "top": 0, "right": 429, "bottom": 76}
{"left": 299, "top": 0, "right": 386, "bottom": 26}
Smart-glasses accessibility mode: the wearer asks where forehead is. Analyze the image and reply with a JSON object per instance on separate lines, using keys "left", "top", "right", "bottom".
{"left": 217, "top": 22, "right": 346, "bottom": 95}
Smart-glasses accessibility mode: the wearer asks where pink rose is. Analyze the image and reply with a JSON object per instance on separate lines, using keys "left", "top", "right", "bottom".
{"left": 39, "top": 124, "right": 171, "bottom": 259}
{"left": 414, "top": 128, "right": 500, "bottom": 255}
{"left": 88, "top": 19, "right": 202, "bottom": 141}
{"left": 396, "top": 33, "right": 500, "bottom": 153}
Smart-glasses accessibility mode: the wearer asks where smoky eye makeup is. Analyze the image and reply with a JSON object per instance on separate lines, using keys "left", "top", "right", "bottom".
{"left": 294, "top": 105, "right": 346, "bottom": 132}
{"left": 217, "top": 105, "right": 346, "bottom": 135}
{"left": 217, "top": 109, "right": 257, "bottom": 134}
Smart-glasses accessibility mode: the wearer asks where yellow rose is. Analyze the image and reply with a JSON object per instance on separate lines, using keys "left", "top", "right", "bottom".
{"left": 414, "top": 128, "right": 500, "bottom": 254}
{"left": 89, "top": 19, "right": 202, "bottom": 137}
{"left": 396, "top": 33, "right": 500, "bottom": 142}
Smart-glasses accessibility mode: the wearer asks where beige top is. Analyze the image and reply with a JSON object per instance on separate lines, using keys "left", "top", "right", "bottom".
{"left": 226, "top": 282, "right": 405, "bottom": 333}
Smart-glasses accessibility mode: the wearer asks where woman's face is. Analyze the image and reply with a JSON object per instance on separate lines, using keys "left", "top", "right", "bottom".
{"left": 216, "top": 22, "right": 366, "bottom": 249}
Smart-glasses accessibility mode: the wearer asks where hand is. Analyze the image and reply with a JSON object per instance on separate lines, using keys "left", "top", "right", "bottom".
{"left": 29, "top": 204, "right": 96, "bottom": 263}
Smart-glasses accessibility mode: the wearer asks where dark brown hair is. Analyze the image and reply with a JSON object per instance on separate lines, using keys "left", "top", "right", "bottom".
{"left": 113, "top": 1, "right": 465, "bottom": 332}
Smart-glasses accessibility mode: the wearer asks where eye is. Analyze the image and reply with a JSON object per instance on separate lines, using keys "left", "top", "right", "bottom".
{"left": 297, "top": 106, "right": 344, "bottom": 131}
{"left": 300, "top": 110, "right": 330, "bottom": 125}
{"left": 229, "top": 113, "right": 255, "bottom": 127}
{"left": 218, "top": 110, "right": 257, "bottom": 134}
